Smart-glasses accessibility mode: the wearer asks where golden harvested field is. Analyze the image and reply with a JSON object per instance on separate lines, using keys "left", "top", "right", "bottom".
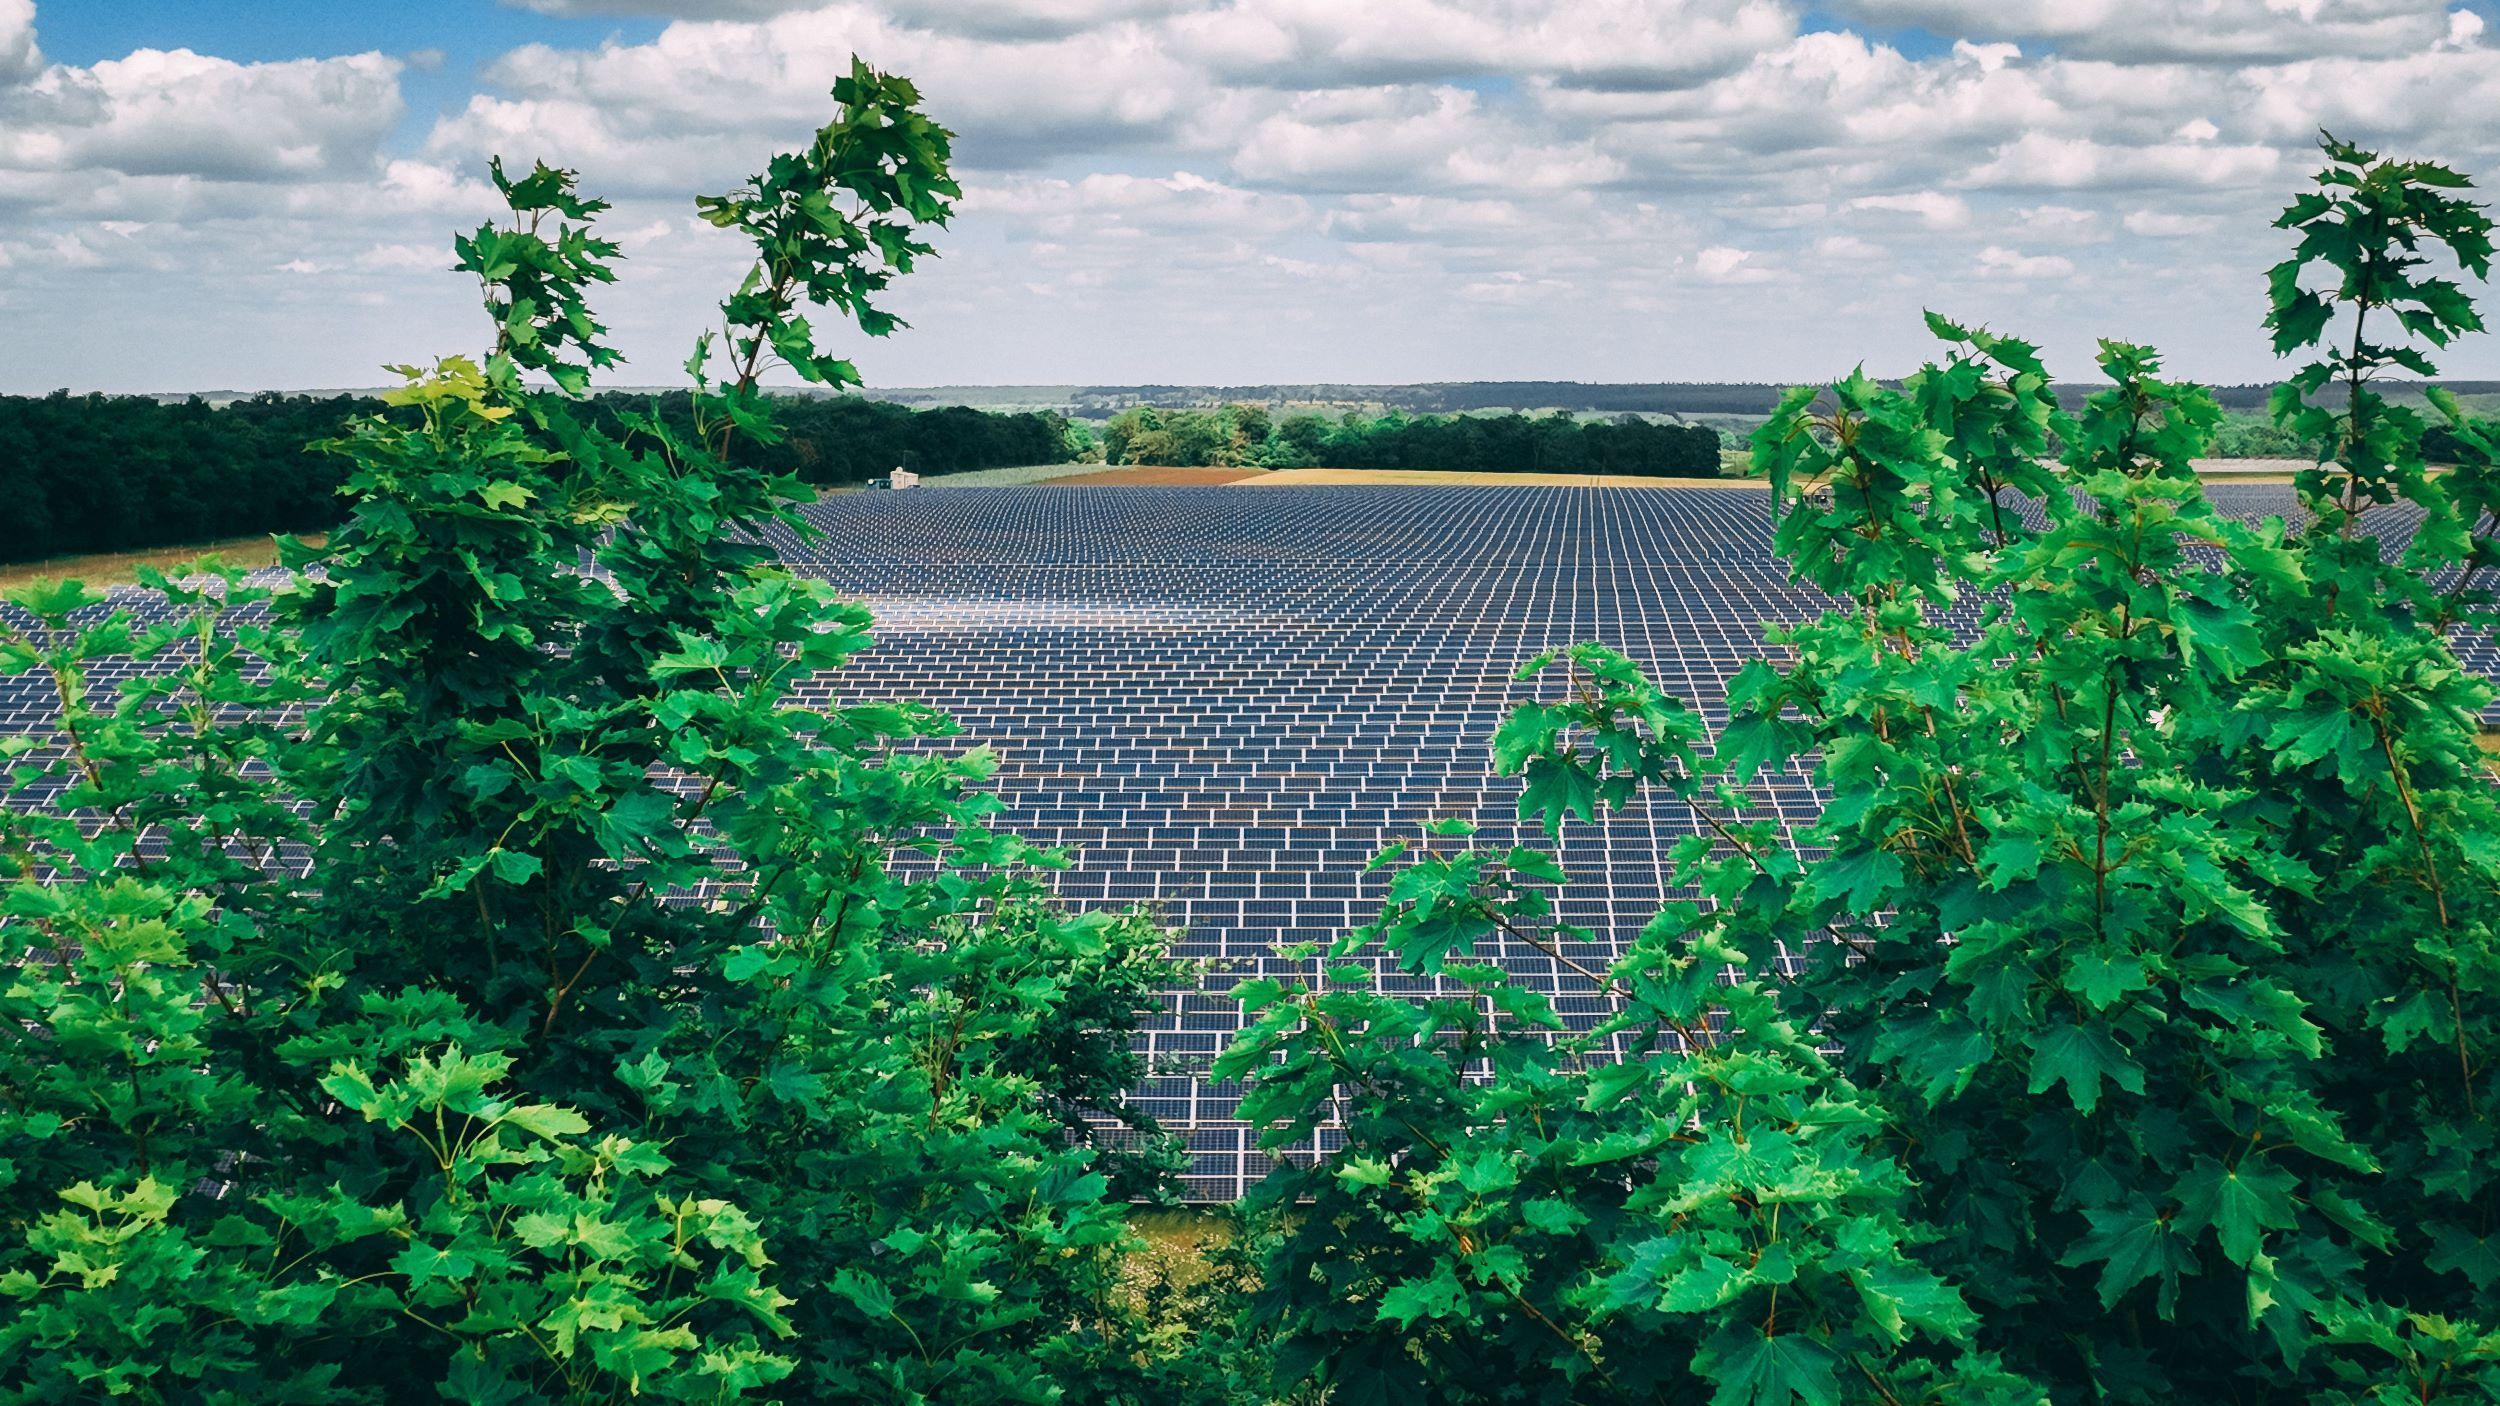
{"left": 0, "top": 534, "right": 319, "bottom": 591}
{"left": 1240, "top": 468, "right": 1760, "bottom": 488}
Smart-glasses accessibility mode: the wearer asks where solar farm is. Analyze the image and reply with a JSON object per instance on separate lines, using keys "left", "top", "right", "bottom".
{"left": 764, "top": 479, "right": 2491, "bottom": 1198}
{"left": 755, "top": 483, "right": 1828, "bottom": 1197}
{"left": 4, "top": 480, "right": 2490, "bottom": 1201}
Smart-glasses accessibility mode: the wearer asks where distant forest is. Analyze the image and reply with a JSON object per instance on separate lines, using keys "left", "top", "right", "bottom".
{"left": 0, "top": 392, "right": 1079, "bottom": 564}
{"left": 1103, "top": 404, "right": 1725, "bottom": 476}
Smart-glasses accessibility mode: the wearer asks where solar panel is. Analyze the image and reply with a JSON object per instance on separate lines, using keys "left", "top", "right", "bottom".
{"left": 9, "top": 482, "right": 2494, "bottom": 1200}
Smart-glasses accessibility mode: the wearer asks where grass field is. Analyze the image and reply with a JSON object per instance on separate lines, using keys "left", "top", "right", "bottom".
{"left": 1047, "top": 465, "right": 1274, "bottom": 486}
{"left": 0, "top": 534, "right": 316, "bottom": 591}
{"left": 916, "top": 462, "right": 1114, "bottom": 486}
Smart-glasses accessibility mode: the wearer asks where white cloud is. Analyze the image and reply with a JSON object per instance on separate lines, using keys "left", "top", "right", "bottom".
{"left": 1457, "top": 270, "right": 1569, "bottom": 303}
{"left": 1960, "top": 131, "right": 2281, "bottom": 190}
{"left": 2012, "top": 203, "right": 2104, "bottom": 241}
{"left": 1693, "top": 244, "right": 1779, "bottom": 283}
{"left": 1976, "top": 244, "right": 2076, "bottom": 278}
{"left": 1320, "top": 193, "right": 1539, "bottom": 243}
{"left": 0, "top": 0, "right": 39, "bottom": 85}
{"left": 0, "top": 48, "right": 403, "bottom": 182}
{"left": 2123, "top": 208, "right": 2222, "bottom": 236}
{"left": 1228, "top": 85, "right": 1620, "bottom": 192}
{"left": 0, "top": 229, "right": 104, "bottom": 269}
{"left": 353, "top": 242, "right": 450, "bottom": 272}
{"left": 1172, "top": 0, "right": 1792, "bottom": 89}
{"left": 1832, "top": 0, "right": 2465, "bottom": 64}
{"left": 2238, "top": 49, "right": 2500, "bottom": 152}
{"left": 1848, "top": 191, "right": 1972, "bottom": 228}
{"left": 501, "top": 0, "right": 1188, "bottom": 39}
{"left": 429, "top": 4, "right": 1219, "bottom": 185}
{"left": 965, "top": 170, "right": 1310, "bottom": 237}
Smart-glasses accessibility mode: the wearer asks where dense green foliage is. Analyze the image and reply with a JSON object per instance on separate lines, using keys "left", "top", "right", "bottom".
{"left": 1219, "top": 134, "right": 2500, "bottom": 1405}
{"left": 1103, "top": 404, "right": 1724, "bottom": 476}
{"left": 0, "top": 390, "right": 1074, "bottom": 565}
{"left": 0, "top": 63, "right": 1188, "bottom": 1404}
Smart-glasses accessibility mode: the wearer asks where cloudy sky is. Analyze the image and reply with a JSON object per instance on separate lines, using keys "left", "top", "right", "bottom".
{"left": 4, "top": 0, "right": 2499, "bottom": 394}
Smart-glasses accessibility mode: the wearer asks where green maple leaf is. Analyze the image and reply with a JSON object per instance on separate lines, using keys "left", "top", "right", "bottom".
{"left": 1817, "top": 846, "right": 1904, "bottom": 911}
{"left": 1491, "top": 702, "right": 1563, "bottom": 773}
{"left": 2063, "top": 951, "right": 2150, "bottom": 1010}
{"left": 498, "top": 1103, "right": 590, "bottom": 1141}
{"left": 1849, "top": 1261, "right": 1974, "bottom": 1342}
{"left": 1377, "top": 1266, "right": 1466, "bottom": 1327}
{"left": 1659, "top": 1255, "right": 1749, "bottom": 1313}
{"left": 2061, "top": 1207, "right": 2196, "bottom": 1315}
{"left": 1517, "top": 753, "right": 1599, "bottom": 832}
{"left": 2172, "top": 1158, "right": 2298, "bottom": 1267}
{"left": 2026, "top": 1023, "right": 2145, "bottom": 1114}
{"left": 1977, "top": 831, "right": 2045, "bottom": 889}
{"left": 1705, "top": 1326, "right": 1841, "bottom": 1406}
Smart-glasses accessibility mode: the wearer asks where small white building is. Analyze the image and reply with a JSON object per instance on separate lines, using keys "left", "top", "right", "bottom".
{"left": 888, "top": 467, "right": 919, "bottom": 489}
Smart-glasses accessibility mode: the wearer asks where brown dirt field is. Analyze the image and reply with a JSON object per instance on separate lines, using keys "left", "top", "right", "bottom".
{"left": 1041, "top": 465, "right": 1274, "bottom": 486}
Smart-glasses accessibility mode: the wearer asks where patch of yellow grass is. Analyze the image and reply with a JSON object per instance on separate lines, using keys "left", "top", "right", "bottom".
{"left": 1131, "top": 1207, "right": 1230, "bottom": 1257}
{"left": 1117, "top": 1208, "right": 1235, "bottom": 1315}
{"left": 0, "top": 534, "right": 318, "bottom": 592}
{"left": 1239, "top": 467, "right": 1761, "bottom": 489}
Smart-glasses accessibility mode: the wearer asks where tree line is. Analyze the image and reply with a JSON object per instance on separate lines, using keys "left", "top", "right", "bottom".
{"left": 1096, "top": 400, "right": 2462, "bottom": 472}
{"left": 0, "top": 389, "right": 1079, "bottom": 563}
{"left": 1102, "top": 403, "right": 1728, "bottom": 475}
{"left": 0, "top": 393, "right": 364, "bottom": 564}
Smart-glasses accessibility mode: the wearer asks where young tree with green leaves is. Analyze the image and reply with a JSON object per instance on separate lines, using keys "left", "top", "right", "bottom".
{"left": 1221, "top": 133, "right": 2500, "bottom": 1404}
{"left": 2, "top": 59, "right": 1193, "bottom": 1405}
